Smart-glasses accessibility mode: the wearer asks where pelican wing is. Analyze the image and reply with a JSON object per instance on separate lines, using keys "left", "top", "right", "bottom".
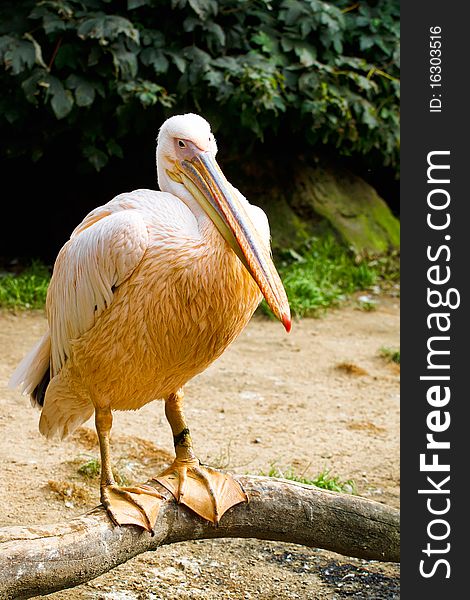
{"left": 48, "top": 206, "right": 149, "bottom": 376}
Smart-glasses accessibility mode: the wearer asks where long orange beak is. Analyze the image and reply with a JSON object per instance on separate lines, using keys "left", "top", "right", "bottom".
{"left": 177, "top": 151, "right": 291, "bottom": 332}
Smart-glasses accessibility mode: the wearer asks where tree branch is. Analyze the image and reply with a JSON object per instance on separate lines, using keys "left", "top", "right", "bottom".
{"left": 0, "top": 475, "right": 399, "bottom": 599}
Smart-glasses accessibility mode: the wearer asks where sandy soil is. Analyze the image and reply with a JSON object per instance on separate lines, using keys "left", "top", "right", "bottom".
{"left": 0, "top": 296, "right": 400, "bottom": 599}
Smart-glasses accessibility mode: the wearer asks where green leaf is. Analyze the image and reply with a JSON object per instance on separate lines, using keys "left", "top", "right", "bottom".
{"left": 106, "top": 139, "right": 123, "bottom": 158}
{"left": 252, "top": 31, "right": 276, "bottom": 54}
{"left": 2, "top": 37, "right": 35, "bottom": 74}
{"left": 206, "top": 22, "right": 225, "bottom": 47}
{"left": 298, "top": 71, "right": 319, "bottom": 95}
{"left": 187, "top": 0, "right": 217, "bottom": 19}
{"left": 140, "top": 47, "right": 169, "bottom": 74}
{"left": 141, "top": 29, "right": 165, "bottom": 47}
{"left": 21, "top": 69, "right": 45, "bottom": 104}
{"left": 127, "top": 0, "right": 149, "bottom": 8}
{"left": 212, "top": 56, "right": 240, "bottom": 72}
{"left": 77, "top": 15, "right": 106, "bottom": 42}
{"left": 49, "top": 78, "right": 74, "bottom": 119}
{"left": 204, "top": 68, "right": 224, "bottom": 88}
{"left": 104, "top": 16, "right": 140, "bottom": 44}
{"left": 42, "top": 13, "right": 68, "bottom": 36}
{"left": 110, "top": 43, "right": 138, "bottom": 79}
{"left": 279, "top": 0, "right": 307, "bottom": 26}
{"left": 23, "top": 33, "right": 47, "bottom": 69}
{"left": 183, "top": 16, "right": 199, "bottom": 33}
{"left": 360, "top": 103, "right": 379, "bottom": 129}
{"left": 65, "top": 74, "right": 96, "bottom": 106}
{"left": 83, "top": 145, "right": 109, "bottom": 171}
{"left": 117, "top": 79, "right": 176, "bottom": 108}
{"left": 293, "top": 42, "right": 316, "bottom": 67}
{"left": 360, "top": 36, "right": 376, "bottom": 51}
{"left": 76, "top": 82, "right": 95, "bottom": 107}
{"left": 77, "top": 14, "right": 139, "bottom": 44}
{"left": 167, "top": 50, "right": 186, "bottom": 73}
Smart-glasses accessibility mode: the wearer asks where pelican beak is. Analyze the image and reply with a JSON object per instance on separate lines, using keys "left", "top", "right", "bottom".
{"left": 175, "top": 151, "right": 291, "bottom": 332}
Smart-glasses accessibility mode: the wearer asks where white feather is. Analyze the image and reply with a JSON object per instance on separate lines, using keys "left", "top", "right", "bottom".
{"left": 47, "top": 205, "right": 149, "bottom": 376}
{"left": 8, "top": 332, "right": 50, "bottom": 403}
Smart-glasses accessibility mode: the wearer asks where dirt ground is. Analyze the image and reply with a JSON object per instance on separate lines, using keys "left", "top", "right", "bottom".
{"left": 0, "top": 295, "right": 400, "bottom": 599}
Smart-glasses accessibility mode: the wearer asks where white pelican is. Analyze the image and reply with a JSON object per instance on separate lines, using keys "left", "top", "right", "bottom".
{"left": 10, "top": 113, "right": 291, "bottom": 531}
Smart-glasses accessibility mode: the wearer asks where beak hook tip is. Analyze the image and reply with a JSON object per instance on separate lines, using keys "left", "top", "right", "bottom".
{"left": 282, "top": 313, "right": 292, "bottom": 333}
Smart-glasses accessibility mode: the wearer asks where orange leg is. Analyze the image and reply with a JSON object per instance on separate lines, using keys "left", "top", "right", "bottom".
{"left": 95, "top": 406, "right": 163, "bottom": 532}
{"left": 154, "top": 390, "right": 247, "bottom": 524}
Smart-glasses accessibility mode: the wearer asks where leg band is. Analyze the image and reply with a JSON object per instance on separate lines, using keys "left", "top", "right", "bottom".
{"left": 173, "top": 427, "right": 191, "bottom": 447}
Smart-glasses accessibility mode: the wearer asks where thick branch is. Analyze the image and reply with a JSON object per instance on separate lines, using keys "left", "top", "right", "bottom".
{"left": 0, "top": 475, "right": 399, "bottom": 599}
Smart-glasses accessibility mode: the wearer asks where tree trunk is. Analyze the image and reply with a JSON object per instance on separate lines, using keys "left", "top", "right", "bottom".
{"left": 0, "top": 475, "right": 399, "bottom": 599}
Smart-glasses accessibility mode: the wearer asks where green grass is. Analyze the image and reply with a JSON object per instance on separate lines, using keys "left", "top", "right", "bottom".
{"left": 0, "top": 261, "right": 50, "bottom": 309}
{"left": 264, "top": 465, "right": 356, "bottom": 494}
{"left": 356, "top": 296, "right": 378, "bottom": 311}
{"left": 0, "top": 235, "right": 399, "bottom": 315}
{"left": 379, "top": 346, "right": 401, "bottom": 364}
{"left": 77, "top": 457, "right": 130, "bottom": 486}
{"left": 77, "top": 458, "right": 101, "bottom": 479}
{"left": 262, "top": 235, "right": 399, "bottom": 318}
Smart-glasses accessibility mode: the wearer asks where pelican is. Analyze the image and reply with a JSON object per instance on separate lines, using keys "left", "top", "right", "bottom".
{"left": 10, "top": 113, "right": 291, "bottom": 531}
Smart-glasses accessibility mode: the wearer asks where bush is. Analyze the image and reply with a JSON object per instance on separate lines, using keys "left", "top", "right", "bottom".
{"left": 0, "top": 0, "right": 399, "bottom": 174}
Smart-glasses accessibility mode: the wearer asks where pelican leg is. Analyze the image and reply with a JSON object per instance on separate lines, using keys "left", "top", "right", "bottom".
{"left": 95, "top": 407, "right": 164, "bottom": 532}
{"left": 154, "top": 390, "right": 247, "bottom": 524}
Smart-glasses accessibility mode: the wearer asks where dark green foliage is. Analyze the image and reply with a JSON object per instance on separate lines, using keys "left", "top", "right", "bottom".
{"left": 0, "top": 0, "right": 399, "bottom": 174}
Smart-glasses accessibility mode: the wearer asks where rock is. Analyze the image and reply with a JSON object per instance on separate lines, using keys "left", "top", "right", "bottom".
{"left": 292, "top": 161, "right": 400, "bottom": 255}
{"left": 232, "top": 154, "right": 399, "bottom": 256}
{"left": 256, "top": 190, "right": 320, "bottom": 254}
{"left": 228, "top": 156, "right": 324, "bottom": 255}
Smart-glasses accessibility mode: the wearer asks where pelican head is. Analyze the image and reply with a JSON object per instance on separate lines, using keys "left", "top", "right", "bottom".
{"left": 157, "top": 113, "right": 291, "bottom": 332}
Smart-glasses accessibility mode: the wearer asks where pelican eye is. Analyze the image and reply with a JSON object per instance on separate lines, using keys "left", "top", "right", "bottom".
{"left": 178, "top": 140, "right": 186, "bottom": 148}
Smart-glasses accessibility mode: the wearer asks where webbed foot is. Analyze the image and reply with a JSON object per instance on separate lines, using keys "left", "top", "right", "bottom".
{"left": 154, "top": 458, "right": 247, "bottom": 524}
{"left": 101, "top": 483, "right": 164, "bottom": 532}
